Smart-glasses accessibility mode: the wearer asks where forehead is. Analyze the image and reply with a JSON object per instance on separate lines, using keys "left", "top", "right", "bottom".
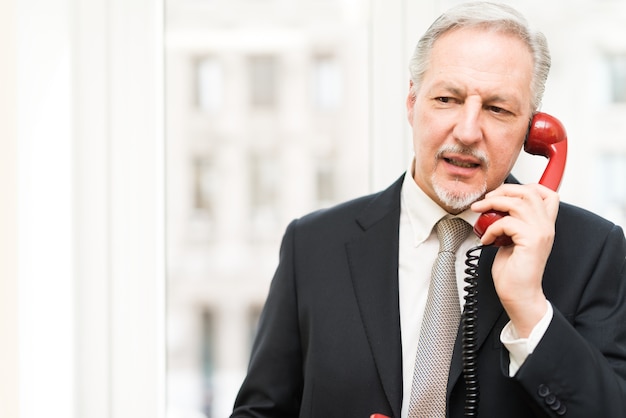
{"left": 423, "top": 27, "right": 534, "bottom": 104}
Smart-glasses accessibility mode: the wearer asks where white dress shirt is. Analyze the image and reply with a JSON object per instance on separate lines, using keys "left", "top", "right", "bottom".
{"left": 398, "top": 163, "right": 552, "bottom": 418}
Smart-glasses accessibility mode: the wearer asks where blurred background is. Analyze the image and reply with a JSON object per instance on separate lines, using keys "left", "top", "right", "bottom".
{"left": 2, "top": 1, "right": 624, "bottom": 417}
{"left": 163, "top": 1, "right": 626, "bottom": 417}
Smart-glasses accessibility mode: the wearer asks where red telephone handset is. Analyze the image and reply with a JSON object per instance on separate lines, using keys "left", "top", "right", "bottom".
{"left": 473, "top": 112, "right": 568, "bottom": 246}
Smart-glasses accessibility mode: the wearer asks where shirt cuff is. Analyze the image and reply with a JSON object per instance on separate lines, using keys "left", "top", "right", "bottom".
{"left": 500, "top": 301, "right": 553, "bottom": 376}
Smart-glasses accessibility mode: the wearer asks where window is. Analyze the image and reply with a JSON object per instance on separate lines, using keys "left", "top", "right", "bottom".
{"left": 201, "top": 310, "right": 216, "bottom": 417}
{"left": 315, "top": 156, "right": 336, "bottom": 206}
{"left": 192, "top": 156, "right": 217, "bottom": 213}
{"left": 249, "top": 152, "right": 280, "bottom": 233}
{"left": 248, "top": 55, "right": 277, "bottom": 108}
{"left": 196, "top": 56, "right": 222, "bottom": 112}
{"left": 189, "top": 156, "right": 217, "bottom": 241}
{"left": 596, "top": 152, "right": 626, "bottom": 227}
{"left": 607, "top": 53, "right": 626, "bottom": 103}
{"left": 165, "top": 1, "right": 374, "bottom": 416}
{"left": 312, "top": 54, "right": 341, "bottom": 110}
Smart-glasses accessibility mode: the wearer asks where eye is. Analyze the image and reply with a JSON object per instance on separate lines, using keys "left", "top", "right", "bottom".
{"left": 435, "top": 97, "right": 455, "bottom": 104}
{"left": 487, "top": 105, "right": 509, "bottom": 114}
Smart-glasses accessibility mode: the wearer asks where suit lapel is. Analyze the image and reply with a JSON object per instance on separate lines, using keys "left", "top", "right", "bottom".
{"left": 448, "top": 245, "right": 505, "bottom": 397}
{"left": 346, "top": 176, "right": 404, "bottom": 418}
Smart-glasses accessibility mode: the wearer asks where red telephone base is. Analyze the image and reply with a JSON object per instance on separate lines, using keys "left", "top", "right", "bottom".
{"left": 370, "top": 415, "right": 390, "bottom": 418}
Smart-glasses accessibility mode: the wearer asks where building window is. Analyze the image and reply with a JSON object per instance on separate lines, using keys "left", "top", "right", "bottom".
{"left": 193, "top": 156, "right": 217, "bottom": 214}
{"left": 315, "top": 156, "right": 335, "bottom": 206}
{"left": 312, "top": 54, "right": 341, "bottom": 110}
{"left": 201, "top": 310, "right": 216, "bottom": 417}
{"left": 195, "top": 56, "right": 223, "bottom": 112}
{"left": 248, "top": 55, "right": 277, "bottom": 108}
{"left": 596, "top": 153, "right": 626, "bottom": 226}
{"left": 190, "top": 156, "right": 218, "bottom": 241}
{"left": 249, "top": 152, "right": 279, "bottom": 233}
{"left": 607, "top": 53, "right": 626, "bottom": 103}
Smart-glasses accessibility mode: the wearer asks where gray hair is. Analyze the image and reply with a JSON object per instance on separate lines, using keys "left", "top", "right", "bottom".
{"left": 408, "top": 2, "right": 551, "bottom": 112}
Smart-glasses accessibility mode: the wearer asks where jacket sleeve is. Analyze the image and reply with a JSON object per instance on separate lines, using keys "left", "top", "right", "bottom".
{"left": 231, "top": 220, "right": 304, "bottom": 417}
{"left": 512, "top": 223, "right": 626, "bottom": 417}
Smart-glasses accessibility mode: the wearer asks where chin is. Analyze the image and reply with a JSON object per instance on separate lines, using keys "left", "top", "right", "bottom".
{"left": 432, "top": 177, "right": 486, "bottom": 212}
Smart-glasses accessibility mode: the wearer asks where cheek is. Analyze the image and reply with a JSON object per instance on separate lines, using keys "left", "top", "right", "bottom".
{"left": 488, "top": 143, "right": 523, "bottom": 178}
{"left": 488, "top": 125, "right": 526, "bottom": 167}
{"left": 412, "top": 128, "right": 439, "bottom": 169}
{"left": 413, "top": 112, "right": 443, "bottom": 148}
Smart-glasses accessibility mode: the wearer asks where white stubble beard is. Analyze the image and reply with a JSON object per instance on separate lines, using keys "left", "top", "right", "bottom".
{"left": 431, "top": 145, "right": 489, "bottom": 212}
{"left": 432, "top": 175, "right": 487, "bottom": 212}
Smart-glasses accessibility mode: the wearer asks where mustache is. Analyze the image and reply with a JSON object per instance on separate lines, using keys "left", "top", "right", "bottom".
{"left": 435, "top": 145, "right": 489, "bottom": 167}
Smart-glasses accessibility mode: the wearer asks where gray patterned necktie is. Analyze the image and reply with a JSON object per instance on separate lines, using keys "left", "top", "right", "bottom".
{"left": 408, "top": 217, "right": 472, "bottom": 417}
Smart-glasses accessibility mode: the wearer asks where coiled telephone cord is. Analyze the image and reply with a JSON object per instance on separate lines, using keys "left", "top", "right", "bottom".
{"left": 462, "top": 245, "right": 483, "bottom": 417}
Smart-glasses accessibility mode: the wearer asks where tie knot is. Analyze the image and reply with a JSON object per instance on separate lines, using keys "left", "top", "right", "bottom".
{"left": 435, "top": 217, "right": 472, "bottom": 253}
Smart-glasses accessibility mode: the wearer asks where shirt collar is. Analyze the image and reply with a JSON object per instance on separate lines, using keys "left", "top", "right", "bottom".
{"left": 401, "top": 159, "right": 480, "bottom": 246}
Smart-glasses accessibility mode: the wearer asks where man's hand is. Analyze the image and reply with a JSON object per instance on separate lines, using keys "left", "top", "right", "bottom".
{"left": 471, "top": 183, "right": 559, "bottom": 337}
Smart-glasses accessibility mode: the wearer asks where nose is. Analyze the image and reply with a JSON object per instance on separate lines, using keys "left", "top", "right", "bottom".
{"left": 452, "top": 102, "right": 483, "bottom": 145}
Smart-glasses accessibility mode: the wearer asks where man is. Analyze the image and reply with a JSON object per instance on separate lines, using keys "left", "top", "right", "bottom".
{"left": 231, "top": 2, "right": 626, "bottom": 417}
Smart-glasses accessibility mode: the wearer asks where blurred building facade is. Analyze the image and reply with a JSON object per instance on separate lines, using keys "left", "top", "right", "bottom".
{"left": 165, "top": 1, "right": 626, "bottom": 417}
{"left": 165, "top": 1, "right": 371, "bottom": 416}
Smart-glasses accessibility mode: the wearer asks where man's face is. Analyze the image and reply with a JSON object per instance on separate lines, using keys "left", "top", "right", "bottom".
{"left": 407, "top": 27, "right": 534, "bottom": 214}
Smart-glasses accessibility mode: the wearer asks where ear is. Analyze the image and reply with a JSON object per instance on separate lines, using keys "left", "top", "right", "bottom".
{"left": 406, "top": 80, "right": 416, "bottom": 124}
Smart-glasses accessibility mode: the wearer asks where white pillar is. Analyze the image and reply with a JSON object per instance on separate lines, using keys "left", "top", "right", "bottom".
{"left": 0, "top": 1, "right": 19, "bottom": 417}
{"left": 16, "top": 0, "right": 75, "bottom": 415}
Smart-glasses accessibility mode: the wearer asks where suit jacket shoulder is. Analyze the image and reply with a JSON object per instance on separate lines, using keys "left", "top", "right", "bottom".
{"left": 293, "top": 174, "right": 404, "bottom": 237}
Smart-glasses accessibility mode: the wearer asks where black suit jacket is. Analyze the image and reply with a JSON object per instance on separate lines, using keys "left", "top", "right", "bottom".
{"left": 232, "top": 175, "right": 626, "bottom": 417}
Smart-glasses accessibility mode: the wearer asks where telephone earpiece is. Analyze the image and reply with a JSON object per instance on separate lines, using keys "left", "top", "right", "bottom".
{"left": 522, "top": 112, "right": 568, "bottom": 190}
{"left": 473, "top": 112, "right": 568, "bottom": 246}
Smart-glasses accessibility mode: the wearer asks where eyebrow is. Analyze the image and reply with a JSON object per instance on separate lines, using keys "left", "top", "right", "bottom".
{"left": 431, "top": 83, "right": 522, "bottom": 112}
{"left": 432, "top": 84, "right": 464, "bottom": 97}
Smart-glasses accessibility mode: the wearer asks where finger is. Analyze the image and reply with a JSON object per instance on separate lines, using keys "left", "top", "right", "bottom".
{"left": 471, "top": 194, "right": 533, "bottom": 216}
{"left": 530, "top": 184, "right": 560, "bottom": 217}
{"left": 477, "top": 215, "right": 518, "bottom": 246}
{"left": 499, "top": 184, "right": 560, "bottom": 223}
{"left": 474, "top": 184, "right": 559, "bottom": 217}
{"left": 478, "top": 213, "right": 551, "bottom": 247}
{"left": 485, "top": 183, "right": 552, "bottom": 201}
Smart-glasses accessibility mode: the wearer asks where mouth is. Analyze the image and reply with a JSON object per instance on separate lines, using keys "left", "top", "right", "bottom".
{"left": 443, "top": 157, "right": 481, "bottom": 169}
{"left": 441, "top": 152, "right": 484, "bottom": 171}
{"left": 435, "top": 146, "right": 488, "bottom": 179}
